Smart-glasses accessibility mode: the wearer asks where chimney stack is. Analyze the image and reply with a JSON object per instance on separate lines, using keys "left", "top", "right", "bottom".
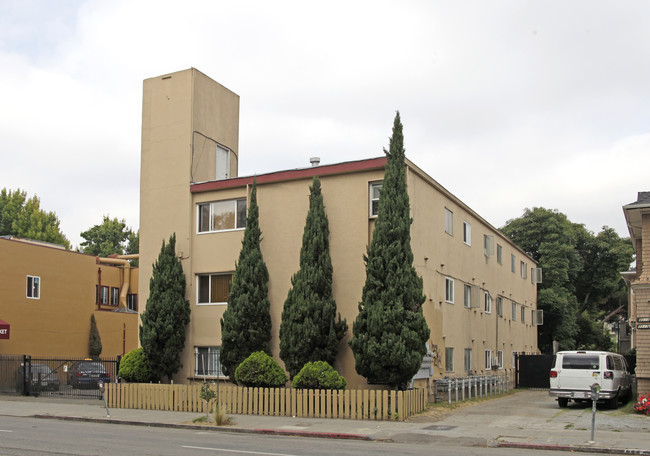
{"left": 310, "top": 157, "right": 320, "bottom": 167}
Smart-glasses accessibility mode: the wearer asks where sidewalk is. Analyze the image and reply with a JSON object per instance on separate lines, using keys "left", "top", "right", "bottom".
{"left": 1, "top": 390, "right": 649, "bottom": 454}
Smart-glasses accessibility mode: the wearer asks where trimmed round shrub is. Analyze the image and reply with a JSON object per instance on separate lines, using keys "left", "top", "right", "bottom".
{"left": 118, "top": 348, "right": 156, "bottom": 383}
{"left": 234, "top": 351, "right": 287, "bottom": 388}
{"left": 291, "top": 361, "right": 346, "bottom": 390}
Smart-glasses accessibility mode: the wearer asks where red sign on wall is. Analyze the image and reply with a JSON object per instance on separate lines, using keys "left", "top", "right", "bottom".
{"left": 0, "top": 319, "right": 10, "bottom": 339}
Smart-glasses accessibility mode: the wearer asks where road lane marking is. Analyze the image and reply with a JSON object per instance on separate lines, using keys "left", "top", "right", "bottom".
{"left": 0, "top": 430, "right": 13, "bottom": 432}
{"left": 182, "top": 446, "right": 299, "bottom": 456}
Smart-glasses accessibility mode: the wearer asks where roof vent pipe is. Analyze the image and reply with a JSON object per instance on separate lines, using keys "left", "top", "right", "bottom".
{"left": 310, "top": 157, "right": 320, "bottom": 167}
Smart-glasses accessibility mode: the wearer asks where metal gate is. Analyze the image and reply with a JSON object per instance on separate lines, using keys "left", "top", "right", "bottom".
{"left": 0, "top": 355, "right": 120, "bottom": 399}
{"left": 515, "top": 353, "right": 554, "bottom": 388}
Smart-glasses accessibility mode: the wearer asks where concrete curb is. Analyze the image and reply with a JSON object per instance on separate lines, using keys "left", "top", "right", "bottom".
{"left": 497, "top": 441, "right": 650, "bottom": 455}
{"left": 32, "top": 415, "right": 372, "bottom": 441}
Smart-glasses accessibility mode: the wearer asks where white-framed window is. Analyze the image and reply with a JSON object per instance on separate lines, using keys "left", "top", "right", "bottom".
{"left": 110, "top": 287, "right": 119, "bottom": 306}
{"left": 194, "top": 346, "right": 224, "bottom": 377}
{"left": 496, "top": 296, "right": 503, "bottom": 317}
{"left": 484, "top": 291, "right": 492, "bottom": 314}
{"left": 26, "top": 275, "right": 40, "bottom": 299}
{"left": 521, "top": 305, "right": 526, "bottom": 323}
{"left": 444, "top": 208, "right": 453, "bottom": 235}
{"left": 520, "top": 261, "right": 528, "bottom": 279}
{"left": 445, "top": 277, "right": 454, "bottom": 303}
{"left": 464, "top": 348, "right": 472, "bottom": 372}
{"left": 484, "top": 235, "right": 494, "bottom": 258}
{"left": 369, "top": 182, "right": 382, "bottom": 217}
{"left": 445, "top": 347, "right": 454, "bottom": 372}
{"left": 485, "top": 350, "right": 492, "bottom": 369}
{"left": 497, "top": 350, "right": 504, "bottom": 369}
{"left": 97, "top": 285, "right": 109, "bottom": 305}
{"left": 464, "top": 284, "right": 472, "bottom": 308}
{"left": 512, "top": 352, "right": 517, "bottom": 370}
{"left": 497, "top": 244, "right": 503, "bottom": 265}
{"left": 198, "top": 199, "right": 247, "bottom": 233}
{"left": 127, "top": 294, "right": 138, "bottom": 312}
{"left": 463, "top": 222, "right": 471, "bottom": 246}
{"left": 197, "top": 273, "right": 233, "bottom": 305}
{"left": 511, "top": 254, "right": 516, "bottom": 273}
{"left": 512, "top": 302, "right": 517, "bottom": 321}
{"left": 216, "top": 145, "right": 230, "bottom": 180}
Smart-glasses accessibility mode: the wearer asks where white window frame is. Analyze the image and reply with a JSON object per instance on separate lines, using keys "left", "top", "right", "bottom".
{"left": 445, "top": 347, "right": 454, "bottom": 372}
{"left": 521, "top": 305, "right": 526, "bottom": 323}
{"left": 464, "top": 348, "right": 472, "bottom": 372}
{"left": 496, "top": 244, "right": 503, "bottom": 265}
{"left": 197, "top": 273, "right": 233, "bottom": 306}
{"left": 520, "top": 261, "right": 528, "bottom": 279}
{"left": 444, "top": 208, "right": 453, "bottom": 235}
{"left": 127, "top": 294, "right": 138, "bottom": 312}
{"left": 512, "top": 301, "right": 517, "bottom": 321}
{"left": 369, "top": 182, "right": 382, "bottom": 217}
{"left": 197, "top": 198, "right": 247, "bottom": 233}
{"left": 511, "top": 254, "right": 516, "bottom": 273}
{"left": 110, "top": 287, "right": 119, "bottom": 306}
{"left": 215, "top": 145, "right": 231, "bottom": 180}
{"left": 194, "top": 346, "right": 224, "bottom": 377}
{"left": 463, "top": 284, "right": 472, "bottom": 309}
{"left": 485, "top": 350, "right": 492, "bottom": 370}
{"left": 484, "top": 291, "right": 492, "bottom": 314}
{"left": 497, "top": 350, "right": 504, "bottom": 369}
{"left": 463, "top": 222, "right": 471, "bottom": 246}
{"left": 496, "top": 296, "right": 503, "bottom": 317}
{"left": 484, "top": 235, "right": 494, "bottom": 258}
{"left": 445, "top": 277, "right": 454, "bottom": 304}
{"left": 26, "top": 275, "right": 40, "bottom": 299}
{"left": 98, "top": 285, "right": 109, "bottom": 305}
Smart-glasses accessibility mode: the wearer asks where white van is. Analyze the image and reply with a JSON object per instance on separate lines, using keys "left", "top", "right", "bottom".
{"left": 549, "top": 350, "right": 631, "bottom": 408}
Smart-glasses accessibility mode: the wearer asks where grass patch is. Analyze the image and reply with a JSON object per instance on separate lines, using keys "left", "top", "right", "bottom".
{"left": 192, "top": 416, "right": 207, "bottom": 424}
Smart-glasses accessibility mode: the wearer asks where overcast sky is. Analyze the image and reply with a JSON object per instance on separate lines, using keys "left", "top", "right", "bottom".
{"left": 1, "top": 0, "right": 648, "bottom": 248}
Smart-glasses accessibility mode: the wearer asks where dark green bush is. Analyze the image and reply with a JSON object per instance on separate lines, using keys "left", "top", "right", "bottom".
{"left": 234, "top": 351, "right": 287, "bottom": 388}
{"left": 118, "top": 348, "right": 156, "bottom": 383}
{"left": 291, "top": 361, "right": 346, "bottom": 390}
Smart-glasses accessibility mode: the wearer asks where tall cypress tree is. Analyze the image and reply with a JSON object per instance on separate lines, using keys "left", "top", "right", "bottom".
{"left": 279, "top": 176, "right": 348, "bottom": 378}
{"left": 140, "top": 233, "right": 191, "bottom": 382}
{"left": 349, "top": 112, "right": 430, "bottom": 389}
{"left": 220, "top": 179, "right": 272, "bottom": 379}
{"left": 89, "top": 314, "right": 103, "bottom": 360}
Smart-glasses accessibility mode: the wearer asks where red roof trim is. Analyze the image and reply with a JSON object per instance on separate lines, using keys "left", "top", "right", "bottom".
{"left": 191, "top": 157, "right": 387, "bottom": 193}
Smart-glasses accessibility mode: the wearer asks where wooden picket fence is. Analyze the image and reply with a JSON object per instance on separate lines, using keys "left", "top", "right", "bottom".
{"left": 104, "top": 383, "right": 426, "bottom": 421}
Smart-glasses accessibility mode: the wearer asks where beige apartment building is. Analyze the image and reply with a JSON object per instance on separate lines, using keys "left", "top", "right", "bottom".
{"left": 623, "top": 192, "right": 650, "bottom": 396}
{"left": 139, "top": 68, "right": 539, "bottom": 389}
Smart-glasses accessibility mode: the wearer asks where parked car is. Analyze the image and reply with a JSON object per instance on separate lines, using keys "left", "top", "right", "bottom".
{"left": 67, "top": 361, "right": 110, "bottom": 389}
{"left": 549, "top": 350, "right": 631, "bottom": 408}
{"left": 14, "top": 364, "right": 60, "bottom": 393}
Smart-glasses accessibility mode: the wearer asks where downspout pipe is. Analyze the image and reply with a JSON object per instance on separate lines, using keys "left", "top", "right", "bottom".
{"left": 96, "top": 254, "right": 139, "bottom": 308}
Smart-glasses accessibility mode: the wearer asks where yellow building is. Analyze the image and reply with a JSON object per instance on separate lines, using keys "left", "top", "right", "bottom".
{"left": 623, "top": 192, "right": 650, "bottom": 395}
{"left": 0, "top": 236, "right": 139, "bottom": 358}
{"left": 139, "top": 68, "right": 539, "bottom": 389}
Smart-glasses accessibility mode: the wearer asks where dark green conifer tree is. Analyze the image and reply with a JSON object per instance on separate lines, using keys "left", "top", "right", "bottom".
{"left": 88, "top": 314, "right": 102, "bottom": 360}
{"left": 279, "top": 177, "right": 348, "bottom": 378}
{"left": 139, "top": 233, "right": 191, "bottom": 381}
{"left": 349, "top": 112, "right": 430, "bottom": 389}
{"left": 220, "top": 179, "right": 272, "bottom": 379}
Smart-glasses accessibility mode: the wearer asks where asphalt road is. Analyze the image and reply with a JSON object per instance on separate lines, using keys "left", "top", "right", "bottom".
{"left": 0, "top": 415, "right": 610, "bottom": 456}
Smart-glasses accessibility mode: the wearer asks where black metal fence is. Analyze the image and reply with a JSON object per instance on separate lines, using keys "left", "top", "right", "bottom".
{"left": 0, "top": 354, "right": 120, "bottom": 399}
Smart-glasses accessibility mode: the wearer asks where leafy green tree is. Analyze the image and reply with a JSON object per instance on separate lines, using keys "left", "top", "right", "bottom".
{"left": 0, "top": 188, "right": 70, "bottom": 248}
{"left": 118, "top": 348, "right": 155, "bottom": 382}
{"left": 280, "top": 176, "right": 348, "bottom": 378}
{"left": 234, "top": 351, "right": 288, "bottom": 388}
{"left": 139, "top": 234, "right": 191, "bottom": 381}
{"left": 349, "top": 112, "right": 430, "bottom": 389}
{"left": 220, "top": 180, "right": 272, "bottom": 379}
{"left": 126, "top": 230, "right": 139, "bottom": 267}
{"left": 80, "top": 215, "right": 135, "bottom": 257}
{"left": 502, "top": 208, "right": 633, "bottom": 353}
{"left": 89, "top": 314, "right": 103, "bottom": 360}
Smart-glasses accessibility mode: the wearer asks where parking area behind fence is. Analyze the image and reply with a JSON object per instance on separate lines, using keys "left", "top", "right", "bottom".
{"left": 434, "top": 373, "right": 510, "bottom": 403}
{"left": 0, "top": 354, "right": 120, "bottom": 399}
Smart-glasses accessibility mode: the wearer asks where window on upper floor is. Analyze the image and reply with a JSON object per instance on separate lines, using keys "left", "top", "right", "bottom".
{"left": 464, "top": 348, "right": 472, "bottom": 372}
{"left": 197, "top": 273, "right": 233, "bottom": 305}
{"left": 445, "top": 208, "right": 453, "bottom": 235}
{"left": 484, "top": 291, "right": 492, "bottom": 314}
{"left": 216, "top": 145, "right": 230, "bottom": 180}
{"left": 484, "top": 235, "right": 494, "bottom": 260}
{"left": 369, "top": 182, "right": 382, "bottom": 217}
{"left": 127, "top": 294, "right": 138, "bottom": 312}
{"left": 445, "top": 277, "right": 454, "bottom": 304}
{"left": 485, "top": 350, "right": 492, "bottom": 369}
{"left": 27, "top": 275, "right": 40, "bottom": 299}
{"left": 110, "top": 287, "right": 119, "bottom": 306}
{"left": 496, "top": 296, "right": 503, "bottom": 317}
{"left": 96, "top": 285, "right": 109, "bottom": 305}
{"left": 464, "top": 284, "right": 472, "bottom": 308}
{"left": 497, "top": 244, "right": 503, "bottom": 265}
{"left": 512, "top": 301, "right": 517, "bottom": 321}
{"left": 520, "top": 261, "right": 528, "bottom": 279}
{"left": 497, "top": 350, "right": 504, "bottom": 369}
{"left": 198, "top": 199, "right": 247, "bottom": 233}
{"left": 521, "top": 305, "right": 526, "bottom": 323}
{"left": 463, "top": 222, "right": 471, "bottom": 246}
{"left": 511, "top": 254, "right": 516, "bottom": 273}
